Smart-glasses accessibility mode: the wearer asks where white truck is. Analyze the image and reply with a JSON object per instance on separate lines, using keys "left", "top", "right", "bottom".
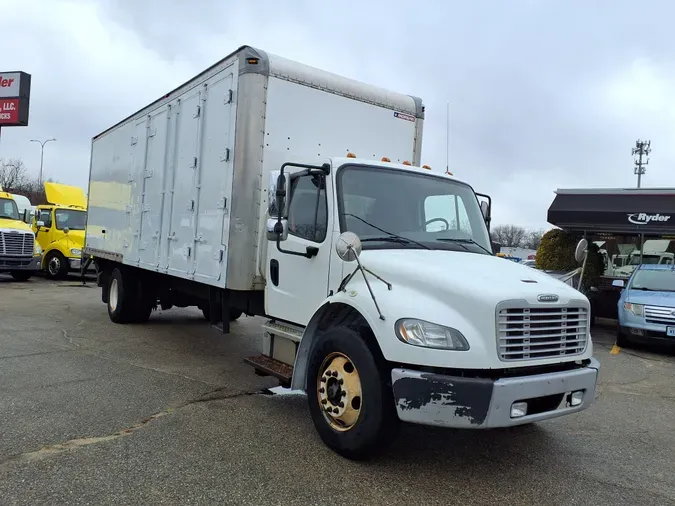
{"left": 84, "top": 45, "right": 600, "bottom": 460}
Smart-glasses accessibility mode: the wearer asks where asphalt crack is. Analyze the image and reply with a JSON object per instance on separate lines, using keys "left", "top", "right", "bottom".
{"left": 0, "top": 387, "right": 269, "bottom": 466}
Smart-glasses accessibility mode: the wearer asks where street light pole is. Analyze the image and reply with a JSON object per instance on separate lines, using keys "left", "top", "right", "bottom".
{"left": 30, "top": 138, "right": 57, "bottom": 187}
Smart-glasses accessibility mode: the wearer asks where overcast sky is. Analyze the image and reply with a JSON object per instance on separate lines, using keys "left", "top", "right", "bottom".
{"left": 2, "top": 0, "right": 674, "bottom": 230}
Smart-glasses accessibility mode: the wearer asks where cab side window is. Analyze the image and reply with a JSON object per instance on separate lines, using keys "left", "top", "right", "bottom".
{"left": 38, "top": 210, "right": 52, "bottom": 228}
{"left": 287, "top": 173, "right": 328, "bottom": 243}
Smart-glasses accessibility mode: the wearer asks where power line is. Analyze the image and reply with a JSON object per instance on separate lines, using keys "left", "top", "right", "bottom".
{"left": 632, "top": 139, "right": 651, "bottom": 188}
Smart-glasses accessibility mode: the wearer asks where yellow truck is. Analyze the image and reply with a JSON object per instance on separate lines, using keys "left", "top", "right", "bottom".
{"left": 0, "top": 187, "right": 42, "bottom": 280}
{"left": 33, "top": 182, "right": 91, "bottom": 279}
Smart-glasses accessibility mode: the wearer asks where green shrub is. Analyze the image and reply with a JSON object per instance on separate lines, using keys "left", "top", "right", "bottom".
{"left": 536, "top": 228, "right": 604, "bottom": 292}
{"left": 536, "top": 228, "right": 580, "bottom": 271}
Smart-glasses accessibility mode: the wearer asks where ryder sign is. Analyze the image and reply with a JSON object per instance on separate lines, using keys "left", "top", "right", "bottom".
{"left": 0, "top": 71, "right": 31, "bottom": 127}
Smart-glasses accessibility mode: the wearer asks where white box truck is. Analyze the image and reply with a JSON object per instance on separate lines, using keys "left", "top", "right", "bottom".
{"left": 84, "top": 45, "right": 600, "bottom": 460}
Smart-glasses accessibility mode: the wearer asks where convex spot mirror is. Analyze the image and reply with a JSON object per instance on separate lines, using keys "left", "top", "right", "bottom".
{"left": 36, "top": 220, "right": 45, "bottom": 228}
{"left": 574, "top": 238, "right": 588, "bottom": 264}
{"left": 266, "top": 218, "right": 289, "bottom": 242}
{"left": 335, "top": 231, "right": 362, "bottom": 262}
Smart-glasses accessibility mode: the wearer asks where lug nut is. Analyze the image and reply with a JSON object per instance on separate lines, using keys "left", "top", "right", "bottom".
{"left": 333, "top": 408, "right": 340, "bottom": 414}
{"left": 321, "top": 399, "right": 327, "bottom": 405}
{"left": 332, "top": 371, "right": 338, "bottom": 377}
{"left": 341, "top": 391, "right": 346, "bottom": 397}
{"left": 321, "top": 377, "right": 326, "bottom": 383}
{"left": 339, "top": 402, "right": 344, "bottom": 408}
{"left": 325, "top": 370, "right": 332, "bottom": 375}
{"left": 319, "top": 387, "right": 325, "bottom": 393}
{"left": 338, "top": 378, "right": 343, "bottom": 385}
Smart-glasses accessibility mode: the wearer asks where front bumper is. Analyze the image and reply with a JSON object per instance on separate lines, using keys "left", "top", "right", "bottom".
{"left": 68, "top": 257, "right": 96, "bottom": 272}
{"left": 0, "top": 255, "right": 42, "bottom": 273}
{"left": 391, "top": 358, "right": 600, "bottom": 428}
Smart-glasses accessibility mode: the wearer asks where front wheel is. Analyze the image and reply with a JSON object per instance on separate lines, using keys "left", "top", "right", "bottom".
{"left": 10, "top": 271, "right": 33, "bottom": 281}
{"left": 44, "top": 251, "right": 69, "bottom": 280}
{"left": 306, "top": 326, "right": 399, "bottom": 460}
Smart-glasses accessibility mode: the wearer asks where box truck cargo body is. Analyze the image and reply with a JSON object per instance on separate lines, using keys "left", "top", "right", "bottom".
{"left": 85, "top": 45, "right": 599, "bottom": 460}
{"left": 85, "top": 46, "right": 423, "bottom": 300}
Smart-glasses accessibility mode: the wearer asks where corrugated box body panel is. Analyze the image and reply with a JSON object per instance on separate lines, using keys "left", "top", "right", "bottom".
{"left": 86, "top": 45, "right": 425, "bottom": 291}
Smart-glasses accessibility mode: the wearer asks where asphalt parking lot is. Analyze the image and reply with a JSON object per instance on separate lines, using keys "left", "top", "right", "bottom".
{"left": 1, "top": 275, "right": 675, "bottom": 505}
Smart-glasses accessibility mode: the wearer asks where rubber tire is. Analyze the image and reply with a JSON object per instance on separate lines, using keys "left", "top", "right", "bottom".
{"left": 10, "top": 271, "right": 32, "bottom": 281}
{"left": 616, "top": 328, "right": 630, "bottom": 348}
{"left": 107, "top": 268, "right": 137, "bottom": 324}
{"left": 306, "top": 326, "right": 399, "bottom": 461}
{"left": 44, "top": 251, "right": 69, "bottom": 280}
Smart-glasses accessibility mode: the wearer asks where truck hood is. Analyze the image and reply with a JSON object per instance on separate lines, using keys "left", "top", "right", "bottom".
{"left": 624, "top": 289, "right": 675, "bottom": 306}
{"left": 63, "top": 230, "right": 85, "bottom": 249}
{"left": 0, "top": 218, "right": 33, "bottom": 233}
{"left": 359, "top": 249, "right": 585, "bottom": 306}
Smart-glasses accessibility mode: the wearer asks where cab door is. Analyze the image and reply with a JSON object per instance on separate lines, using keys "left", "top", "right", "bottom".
{"left": 265, "top": 168, "right": 334, "bottom": 326}
{"left": 34, "top": 207, "right": 54, "bottom": 251}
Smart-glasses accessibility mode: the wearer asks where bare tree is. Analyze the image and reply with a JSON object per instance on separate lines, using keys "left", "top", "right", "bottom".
{"left": 491, "top": 224, "right": 527, "bottom": 247}
{"left": 522, "top": 229, "right": 545, "bottom": 250}
{"left": 0, "top": 158, "right": 29, "bottom": 190}
{"left": 0, "top": 157, "right": 53, "bottom": 204}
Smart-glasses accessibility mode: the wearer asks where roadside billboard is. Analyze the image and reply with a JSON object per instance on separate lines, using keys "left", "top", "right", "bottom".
{"left": 0, "top": 71, "right": 31, "bottom": 127}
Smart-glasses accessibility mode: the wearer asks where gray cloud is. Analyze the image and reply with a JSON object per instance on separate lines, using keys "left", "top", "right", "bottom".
{"left": 2, "top": 0, "right": 675, "bottom": 230}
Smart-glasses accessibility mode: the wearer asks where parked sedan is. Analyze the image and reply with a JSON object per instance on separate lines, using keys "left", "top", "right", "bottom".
{"left": 613, "top": 264, "right": 675, "bottom": 347}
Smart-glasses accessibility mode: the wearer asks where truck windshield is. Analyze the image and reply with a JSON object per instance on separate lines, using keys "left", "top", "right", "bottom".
{"left": 0, "top": 197, "right": 20, "bottom": 221}
{"left": 55, "top": 209, "right": 86, "bottom": 230}
{"left": 630, "top": 269, "right": 675, "bottom": 292}
{"left": 337, "top": 165, "right": 492, "bottom": 254}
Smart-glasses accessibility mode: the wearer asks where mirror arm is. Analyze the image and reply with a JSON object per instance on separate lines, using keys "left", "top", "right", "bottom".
{"left": 275, "top": 237, "right": 318, "bottom": 259}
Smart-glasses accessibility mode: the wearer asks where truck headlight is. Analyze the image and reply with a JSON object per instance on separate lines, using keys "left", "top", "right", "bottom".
{"left": 395, "top": 319, "right": 470, "bottom": 350}
{"left": 34, "top": 243, "right": 42, "bottom": 255}
{"left": 70, "top": 248, "right": 82, "bottom": 256}
{"left": 623, "top": 302, "right": 644, "bottom": 317}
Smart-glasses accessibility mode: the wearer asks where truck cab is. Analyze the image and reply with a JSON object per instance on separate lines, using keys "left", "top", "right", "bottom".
{"left": 33, "top": 182, "right": 91, "bottom": 279}
{"left": 252, "top": 155, "right": 599, "bottom": 458}
{"left": 0, "top": 189, "right": 42, "bottom": 280}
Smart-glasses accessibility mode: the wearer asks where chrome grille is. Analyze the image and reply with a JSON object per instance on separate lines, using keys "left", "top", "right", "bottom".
{"left": 498, "top": 306, "right": 589, "bottom": 361}
{"left": 645, "top": 305, "right": 675, "bottom": 325}
{"left": 0, "top": 231, "right": 34, "bottom": 256}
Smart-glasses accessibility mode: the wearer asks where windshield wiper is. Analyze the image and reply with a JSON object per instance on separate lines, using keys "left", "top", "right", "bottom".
{"left": 361, "top": 236, "right": 422, "bottom": 247}
{"left": 342, "top": 213, "right": 430, "bottom": 250}
{"left": 436, "top": 237, "right": 493, "bottom": 255}
{"left": 0, "top": 215, "right": 17, "bottom": 220}
{"left": 632, "top": 287, "right": 653, "bottom": 291}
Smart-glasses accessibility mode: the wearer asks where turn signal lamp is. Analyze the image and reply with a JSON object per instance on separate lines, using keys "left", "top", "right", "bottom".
{"left": 381, "top": 157, "right": 391, "bottom": 162}
{"left": 346, "top": 152, "right": 356, "bottom": 158}
{"left": 422, "top": 165, "right": 431, "bottom": 170}
{"left": 445, "top": 170, "right": 453, "bottom": 176}
{"left": 402, "top": 161, "right": 412, "bottom": 166}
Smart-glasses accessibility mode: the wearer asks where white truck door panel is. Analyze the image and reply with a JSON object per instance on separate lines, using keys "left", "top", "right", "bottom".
{"left": 266, "top": 169, "right": 334, "bottom": 326}
{"left": 139, "top": 106, "right": 169, "bottom": 268}
{"left": 127, "top": 117, "right": 149, "bottom": 263}
{"left": 167, "top": 90, "right": 201, "bottom": 277}
{"left": 192, "top": 67, "right": 236, "bottom": 284}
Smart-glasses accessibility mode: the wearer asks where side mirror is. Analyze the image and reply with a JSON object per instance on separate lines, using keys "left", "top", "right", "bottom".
{"left": 266, "top": 218, "right": 288, "bottom": 242}
{"left": 335, "top": 231, "right": 362, "bottom": 262}
{"left": 268, "top": 170, "right": 282, "bottom": 216}
{"left": 574, "top": 238, "right": 588, "bottom": 264}
{"left": 612, "top": 279, "right": 625, "bottom": 288}
{"left": 480, "top": 200, "right": 489, "bottom": 221}
{"left": 36, "top": 220, "right": 45, "bottom": 228}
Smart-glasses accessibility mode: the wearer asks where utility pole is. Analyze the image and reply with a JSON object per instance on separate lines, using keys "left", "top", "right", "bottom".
{"left": 30, "top": 138, "right": 57, "bottom": 187}
{"left": 632, "top": 139, "right": 651, "bottom": 188}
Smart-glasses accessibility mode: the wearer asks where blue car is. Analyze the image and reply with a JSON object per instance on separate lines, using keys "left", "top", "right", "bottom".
{"left": 613, "top": 264, "right": 675, "bottom": 347}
